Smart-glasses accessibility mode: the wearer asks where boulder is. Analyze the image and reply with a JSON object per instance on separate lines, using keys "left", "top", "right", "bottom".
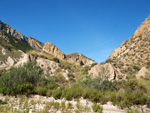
{"left": 89, "top": 63, "right": 125, "bottom": 80}
{"left": 136, "top": 67, "right": 150, "bottom": 79}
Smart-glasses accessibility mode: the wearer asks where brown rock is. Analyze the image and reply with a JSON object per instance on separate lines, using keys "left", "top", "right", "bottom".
{"left": 26, "top": 37, "right": 44, "bottom": 51}
{"left": 109, "top": 15, "right": 150, "bottom": 66}
{"left": 121, "top": 40, "right": 126, "bottom": 46}
{"left": 66, "top": 52, "right": 95, "bottom": 66}
{"left": 89, "top": 63, "right": 125, "bottom": 80}
{"left": 133, "top": 16, "right": 150, "bottom": 38}
{"left": 42, "top": 42, "right": 66, "bottom": 60}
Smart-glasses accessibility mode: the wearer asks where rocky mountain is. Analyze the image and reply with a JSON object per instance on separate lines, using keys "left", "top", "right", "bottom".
{"left": 109, "top": 16, "right": 150, "bottom": 66}
{"left": 1, "top": 17, "right": 150, "bottom": 113}
{"left": 0, "top": 21, "right": 44, "bottom": 51}
{"left": 66, "top": 52, "right": 95, "bottom": 66}
{"left": 0, "top": 20, "right": 44, "bottom": 70}
{"left": 109, "top": 16, "right": 150, "bottom": 79}
{"left": 43, "top": 42, "right": 66, "bottom": 60}
{"left": 42, "top": 42, "right": 95, "bottom": 66}
{"left": 89, "top": 63, "right": 126, "bottom": 80}
{"left": 0, "top": 20, "right": 95, "bottom": 74}
{"left": 2, "top": 15, "right": 150, "bottom": 80}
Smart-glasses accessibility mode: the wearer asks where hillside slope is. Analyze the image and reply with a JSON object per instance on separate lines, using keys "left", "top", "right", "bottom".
{"left": 109, "top": 16, "right": 150, "bottom": 66}
{"left": 0, "top": 20, "right": 44, "bottom": 70}
{"left": 0, "top": 21, "right": 44, "bottom": 51}
{"left": 109, "top": 16, "right": 150, "bottom": 79}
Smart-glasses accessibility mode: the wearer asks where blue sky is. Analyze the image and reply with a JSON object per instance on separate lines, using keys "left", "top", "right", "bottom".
{"left": 0, "top": 0, "right": 150, "bottom": 63}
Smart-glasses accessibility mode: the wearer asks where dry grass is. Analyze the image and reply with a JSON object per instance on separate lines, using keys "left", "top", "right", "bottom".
{"left": 27, "top": 50, "right": 54, "bottom": 60}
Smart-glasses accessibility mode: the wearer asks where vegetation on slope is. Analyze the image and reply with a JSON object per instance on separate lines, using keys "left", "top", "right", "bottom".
{"left": 0, "top": 62, "right": 150, "bottom": 109}
{"left": 0, "top": 62, "right": 58, "bottom": 95}
{"left": 2, "top": 32, "right": 33, "bottom": 52}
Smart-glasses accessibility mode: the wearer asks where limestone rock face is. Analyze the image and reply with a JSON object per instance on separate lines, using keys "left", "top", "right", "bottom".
{"left": 15, "top": 54, "right": 31, "bottom": 67}
{"left": 7, "top": 56, "right": 15, "bottom": 66}
{"left": 42, "top": 42, "right": 95, "bottom": 66}
{"left": 0, "top": 21, "right": 44, "bottom": 51}
{"left": 136, "top": 67, "right": 150, "bottom": 79}
{"left": 25, "top": 37, "right": 44, "bottom": 51}
{"left": 109, "top": 16, "right": 150, "bottom": 66}
{"left": 89, "top": 63, "right": 125, "bottom": 80}
{"left": 133, "top": 16, "right": 150, "bottom": 38}
{"left": 66, "top": 53, "right": 95, "bottom": 66}
{"left": 6, "top": 25, "right": 25, "bottom": 41}
{"left": 36, "top": 57, "right": 59, "bottom": 75}
{"left": 15, "top": 54, "right": 67, "bottom": 77}
{"left": 43, "top": 42, "right": 66, "bottom": 60}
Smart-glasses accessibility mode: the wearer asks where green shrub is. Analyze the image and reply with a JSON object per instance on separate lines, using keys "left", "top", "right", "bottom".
{"left": 12, "top": 83, "right": 34, "bottom": 95}
{"left": 0, "top": 99, "right": 2, "bottom": 104}
{"left": 0, "top": 62, "right": 49, "bottom": 95}
{"left": 52, "top": 58, "right": 60, "bottom": 63}
{"left": 71, "top": 85, "right": 83, "bottom": 99}
{"left": 82, "top": 89, "right": 90, "bottom": 99}
{"left": 53, "top": 102, "right": 60, "bottom": 109}
{"left": 92, "top": 103, "right": 103, "bottom": 112}
{"left": 80, "top": 76, "right": 119, "bottom": 91}
{"left": 46, "top": 90, "right": 52, "bottom": 97}
{"left": 63, "top": 89, "right": 73, "bottom": 100}
{"left": 3, "top": 31, "right": 33, "bottom": 52}
{"left": 110, "top": 92, "right": 117, "bottom": 105}
{"left": 61, "top": 101, "right": 66, "bottom": 107}
{"left": 67, "top": 102, "right": 73, "bottom": 109}
{"left": 132, "top": 65, "right": 140, "bottom": 71}
{"left": 146, "top": 61, "right": 150, "bottom": 68}
{"left": 52, "top": 89, "right": 62, "bottom": 99}
{"left": 0, "top": 99, "right": 6, "bottom": 105}
{"left": 35, "top": 87, "right": 47, "bottom": 96}
{"left": 48, "top": 83, "right": 58, "bottom": 90}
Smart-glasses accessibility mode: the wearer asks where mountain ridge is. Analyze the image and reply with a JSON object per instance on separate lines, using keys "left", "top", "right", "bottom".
{"left": 0, "top": 20, "right": 95, "bottom": 70}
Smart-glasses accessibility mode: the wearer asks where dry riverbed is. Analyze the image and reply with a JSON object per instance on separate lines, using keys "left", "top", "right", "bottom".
{"left": 0, "top": 94, "right": 149, "bottom": 113}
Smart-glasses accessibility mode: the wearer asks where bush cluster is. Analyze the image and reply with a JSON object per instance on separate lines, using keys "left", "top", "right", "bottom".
{"left": 0, "top": 62, "right": 58, "bottom": 95}
{"left": 0, "top": 62, "right": 150, "bottom": 109}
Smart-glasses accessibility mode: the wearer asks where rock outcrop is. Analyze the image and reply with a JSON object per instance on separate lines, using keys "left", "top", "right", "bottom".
{"left": 89, "top": 63, "right": 125, "bottom": 80}
{"left": 0, "top": 21, "right": 44, "bottom": 51}
{"left": 15, "top": 54, "right": 59, "bottom": 74}
{"left": 42, "top": 42, "right": 95, "bottom": 66}
{"left": 25, "top": 37, "right": 44, "bottom": 51}
{"left": 133, "top": 16, "right": 150, "bottom": 38}
{"left": 109, "top": 16, "right": 150, "bottom": 66}
{"left": 42, "top": 42, "right": 66, "bottom": 60}
{"left": 15, "top": 54, "right": 71, "bottom": 80}
{"left": 136, "top": 67, "right": 150, "bottom": 79}
{"left": 66, "top": 52, "right": 95, "bottom": 66}
{"left": 0, "top": 47, "right": 24, "bottom": 70}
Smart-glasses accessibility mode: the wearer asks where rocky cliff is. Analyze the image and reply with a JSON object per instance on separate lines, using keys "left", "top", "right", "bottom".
{"left": 0, "top": 21, "right": 44, "bottom": 51}
{"left": 66, "top": 52, "right": 95, "bottom": 66}
{"left": 0, "top": 20, "right": 44, "bottom": 70}
{"left": 109, "top": 16, "right": 150, "bottom": 66}
{"left": 42, "top": 42, "right": 95, "bottom": 66}
{"left": 42, "top": 42, "right": 66, "bottom": 60}
{"left": 0, "top": 20, "right": 95, "bottom": 70}
{"left": 109, "top": 16, "right": 150, "bottom": 79}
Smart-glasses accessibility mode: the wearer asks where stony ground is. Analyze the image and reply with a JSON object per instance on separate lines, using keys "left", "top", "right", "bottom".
{"left": 0, "top": 94, "right": 149, "bottom": 113}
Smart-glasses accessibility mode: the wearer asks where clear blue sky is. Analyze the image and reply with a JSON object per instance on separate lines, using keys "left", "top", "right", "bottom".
{"left": 1, "top": 0, "right": 150, "bottom": 63}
